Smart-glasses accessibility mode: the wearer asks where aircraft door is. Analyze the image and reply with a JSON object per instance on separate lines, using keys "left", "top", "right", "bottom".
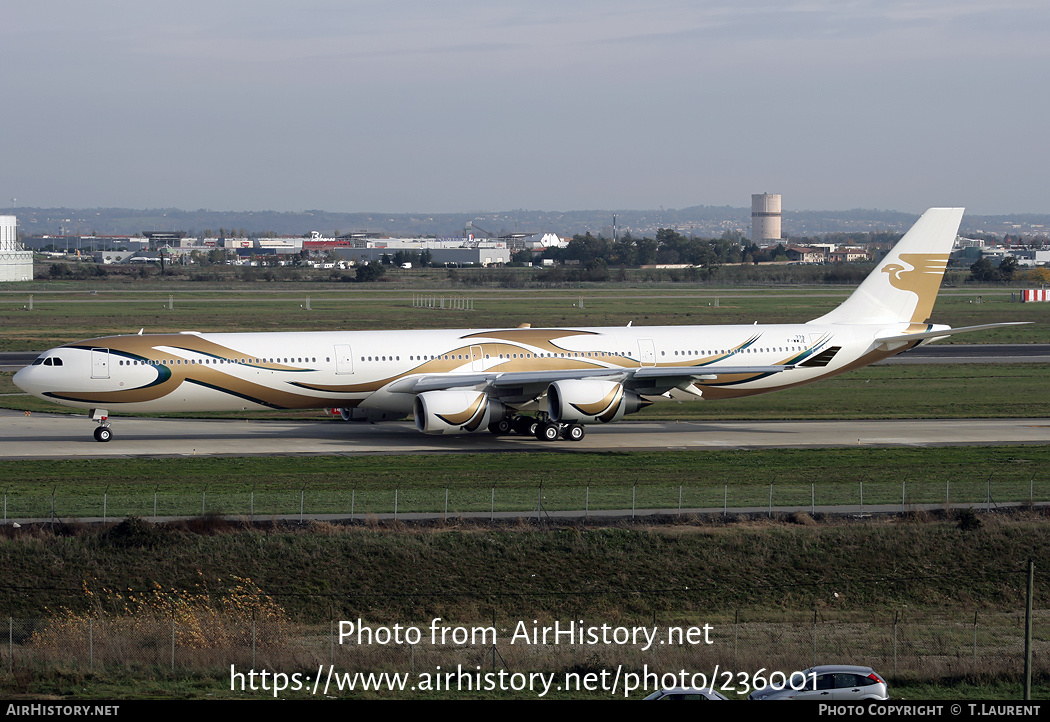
{"left": 91, "top": 348, "right": 110, "bottom": 379}
{"left": 638, "top": 339, "right": 656, "bottom": 366}
{"left": 334, "top": 344, "right": 354, "bottom": 375}
{"left": 470, "top": 345, "right": 484, "bottom": 372}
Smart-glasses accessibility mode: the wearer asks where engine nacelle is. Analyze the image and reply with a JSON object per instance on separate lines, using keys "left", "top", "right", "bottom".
{"left": 413, "top": 390, "right": 506, "bottom": 435}
{"left": 546, "top": 380, "right": 647, "bottom": 424}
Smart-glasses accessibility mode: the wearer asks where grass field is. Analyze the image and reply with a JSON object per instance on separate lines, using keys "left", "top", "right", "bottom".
{"left": 2, "top": 512, "right": 1049, "bottom": 699}
{"left": 1, "top": 445, "right": 1046, "bottom": 520}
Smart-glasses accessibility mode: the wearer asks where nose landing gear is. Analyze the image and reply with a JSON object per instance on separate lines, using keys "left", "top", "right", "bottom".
{"left": 90, "top": 408, "right": 112, "bottom": 442}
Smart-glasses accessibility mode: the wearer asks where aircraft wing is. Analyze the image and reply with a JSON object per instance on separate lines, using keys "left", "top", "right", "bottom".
{"left": 403, "top": 364, "right": 794, "bottom": 397}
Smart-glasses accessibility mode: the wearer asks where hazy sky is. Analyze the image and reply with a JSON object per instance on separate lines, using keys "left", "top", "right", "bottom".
{"left": 4, "top": 1, "right": 1048, "bottom": 214}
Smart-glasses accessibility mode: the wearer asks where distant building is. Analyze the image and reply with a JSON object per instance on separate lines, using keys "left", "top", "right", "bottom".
{"left": 751, "top": 193, "right": 782, "bottom": 244}
{"left": 1010, "top": 249, "right": 1050, "bottom": 267}
{"left": 333, "top": 246, "right": 510, "bottom": 267}
{"left": 22, "top": 235, "right": 148, "bottom": 252}
{"left": 0, "top": 215, "right": 33, "bottom": 282}
{"left": 785, "top": 246, "right": 826, "bottom": 263}
{"left": 829, "top": 247, "right": 872, "bottom": 263}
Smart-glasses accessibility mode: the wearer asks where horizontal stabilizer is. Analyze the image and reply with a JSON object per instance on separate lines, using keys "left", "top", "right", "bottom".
{"left": 875, "top": 322, "right": 1031, "bottom": 347}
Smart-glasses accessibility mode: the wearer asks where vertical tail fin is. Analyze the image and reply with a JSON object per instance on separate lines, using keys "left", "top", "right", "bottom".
{"left": 810, "top": 207, "right": 963, "bottom": 326}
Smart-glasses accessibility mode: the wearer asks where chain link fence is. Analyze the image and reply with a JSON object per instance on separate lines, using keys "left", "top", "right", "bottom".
{"left": 3, "top": 477, "right": 1046, "bottom": 522}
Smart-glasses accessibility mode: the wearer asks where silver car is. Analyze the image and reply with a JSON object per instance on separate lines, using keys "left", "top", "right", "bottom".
{"left": 748, "top": 665, "right": 888, "bottom": 700}
{"left": 644, "top": 687, "right": 728, "bottom": 700}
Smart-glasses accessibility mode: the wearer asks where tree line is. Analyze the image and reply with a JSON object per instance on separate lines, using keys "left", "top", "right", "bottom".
{"left": 524, "top": 229, "right": 902, "bottom": 269}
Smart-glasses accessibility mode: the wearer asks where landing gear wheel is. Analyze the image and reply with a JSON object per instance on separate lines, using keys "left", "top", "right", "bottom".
{"left": 488, "top": 418, "right": 513, "bottom": 435}
{"left": 93, "top": 426, "right": 112, "bottom": 443}
{"left": 513, "top": 416, "right": 538, "bottom": 436}
{"left": 562, "top": 423, "right": 585, "bottom": 441}
{"left": 536, "top": 422, "right": 561, "bottom": 441}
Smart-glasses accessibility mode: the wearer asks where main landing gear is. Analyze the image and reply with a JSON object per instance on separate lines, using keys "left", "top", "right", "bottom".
{"left": 535, "top": 421, "right": 585, "bottom": 442}
{"left": 489, "top": 414, "right": 585, "bottom": 442}
{"left": 90, "top": 408, "right": 112, "bottom": 443}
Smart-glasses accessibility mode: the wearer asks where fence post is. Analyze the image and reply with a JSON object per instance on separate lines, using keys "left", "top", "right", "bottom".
{"left": 893, "top": 611, "right": 898, "bottom": 677}
{"left": 1025, "top": 559, "right": 1034, "bottom": 700}
{"left": 813, "top": 609, "right": 818, "bottom": 667}
{"left": 733, "top": 610, "right": 739, "bottom": 671}
{"left": 973, "top": 610, "right": 978, "bottom": 665}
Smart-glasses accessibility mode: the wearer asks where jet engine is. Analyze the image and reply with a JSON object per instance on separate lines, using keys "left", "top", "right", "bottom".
{"left": 413, "top": 390, "right": 506, "bottom": 435}
{"left": 546, "top": 379, "right": 647, "bottom": 424}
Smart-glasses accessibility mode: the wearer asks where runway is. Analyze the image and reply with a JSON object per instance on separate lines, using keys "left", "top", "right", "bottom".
{"left": 3, "top": 409, "right": 1048, "bottom": 459}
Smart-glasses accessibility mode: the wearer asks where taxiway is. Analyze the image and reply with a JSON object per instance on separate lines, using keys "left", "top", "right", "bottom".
{"left": 2, "top": 409, "right": 1048, "bottom": 459}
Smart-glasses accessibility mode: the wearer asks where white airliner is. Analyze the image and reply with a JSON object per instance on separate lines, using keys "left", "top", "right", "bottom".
{"left": 14, "top": 208, "right": 1021, "bottom": 443}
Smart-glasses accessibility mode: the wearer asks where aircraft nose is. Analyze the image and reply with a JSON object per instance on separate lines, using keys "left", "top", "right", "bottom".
{"left": 12, "top": 365, "right": 39, "bottom": 395}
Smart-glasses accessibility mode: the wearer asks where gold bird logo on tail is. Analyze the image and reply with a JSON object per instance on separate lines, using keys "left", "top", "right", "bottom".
{"left": 881, "top": 253, "right": 949, "bottom": 323}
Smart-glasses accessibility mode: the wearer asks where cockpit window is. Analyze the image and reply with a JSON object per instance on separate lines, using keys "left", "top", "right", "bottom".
{"left": 41, "top": 357, "right": 64, "bottom": 367}
{"left": 33, "top": 357, "right": 44, "bottom": 365}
